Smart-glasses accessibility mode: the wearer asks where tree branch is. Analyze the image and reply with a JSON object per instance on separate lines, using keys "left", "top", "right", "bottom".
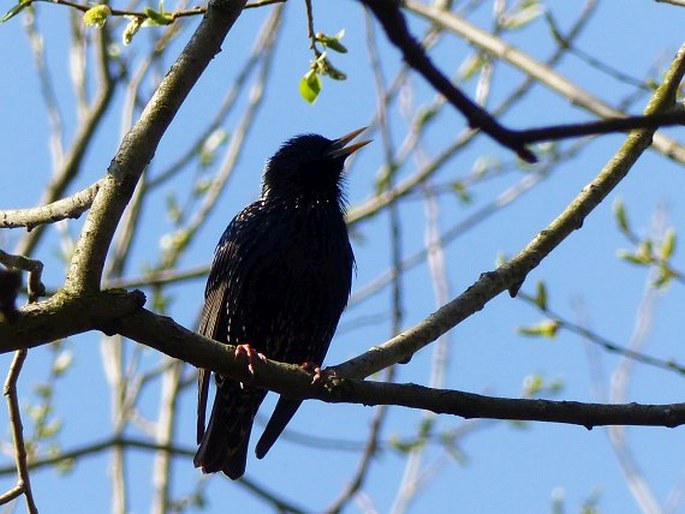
{"left": 0, "top": 180, "right": 102, "bottom": 230}
{"left": 1, "top": 288, "right": 685, "bottom": 429}
{"left": 360, "top": 0, "right": 537, "bottom": 162}
{"left": 334, "top": 40, "right": 685, "bottom": 379}
{"left": 363, "top": 0, "right": 685, "bottom": 161}
{"left": 2, "top": 349, "right": 38, "bottom": 514}
{"left": 63, "top": 0, "right": 248, "bottom": 293}
{"left": 3, "top": 41, "right": 685, "bottom": 431}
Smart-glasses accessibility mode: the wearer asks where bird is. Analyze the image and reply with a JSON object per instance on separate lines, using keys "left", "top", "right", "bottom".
{"left": 194, "top": 128, "right": 369, "bottom": 479}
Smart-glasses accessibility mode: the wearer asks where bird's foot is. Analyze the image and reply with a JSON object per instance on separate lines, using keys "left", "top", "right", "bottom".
{"left": 300, "top": 362, "right": 336, "bottom": 385}
{"left": 235, "top": 344, "right": 267, "bottom": 376}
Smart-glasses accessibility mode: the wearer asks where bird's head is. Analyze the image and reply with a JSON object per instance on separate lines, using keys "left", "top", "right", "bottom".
{"left": 262, "top": 128, "right": 370, "bottom": 204}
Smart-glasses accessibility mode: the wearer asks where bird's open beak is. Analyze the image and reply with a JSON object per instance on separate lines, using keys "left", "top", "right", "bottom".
{"left": 327, "top": 127, "right": 371, "bottom": 159}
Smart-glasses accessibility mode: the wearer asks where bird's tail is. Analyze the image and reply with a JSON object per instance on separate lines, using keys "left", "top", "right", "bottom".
{"left": 194, "top": 379, "right": 266, "bottom": 480}
{"left": 255, "top": 397, "right": 303, "bottom": 459}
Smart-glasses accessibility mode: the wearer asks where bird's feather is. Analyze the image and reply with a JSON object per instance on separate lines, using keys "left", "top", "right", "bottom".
{"left": 194, "top": 133, "right": 361, "bottom": 479}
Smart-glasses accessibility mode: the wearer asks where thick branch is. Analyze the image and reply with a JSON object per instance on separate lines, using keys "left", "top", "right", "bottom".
{"left": 0, "top": 289, "right": 145, "bottom": 352}
{"left": 63, "top": 0, "right": 248, "bottom": 293}
{"left": 2, "top": 292, "right": 685, "bottom": 428}
{"left": 334, "top": 41, "right": 685, "bottom": 379}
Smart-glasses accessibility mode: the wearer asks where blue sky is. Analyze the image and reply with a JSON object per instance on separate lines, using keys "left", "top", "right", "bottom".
{"left": 2, "top": 1, "right": 685, "bottom": 513}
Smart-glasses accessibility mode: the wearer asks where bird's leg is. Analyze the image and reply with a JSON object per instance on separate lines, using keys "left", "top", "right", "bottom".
{"left": 300, "top": 362, "right": 336, "bottom": 385}
{"left": 235, "top": 344, "right": 267, "bottom": 376}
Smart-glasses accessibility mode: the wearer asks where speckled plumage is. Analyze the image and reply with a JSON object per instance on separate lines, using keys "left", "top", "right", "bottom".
{"left": 194, "top": 131, "right": 367, "bottom": 479}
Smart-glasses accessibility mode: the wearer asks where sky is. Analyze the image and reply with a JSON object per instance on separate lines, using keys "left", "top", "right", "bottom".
{"left": 2, "top": 0, "right": 685, "bottom": 513}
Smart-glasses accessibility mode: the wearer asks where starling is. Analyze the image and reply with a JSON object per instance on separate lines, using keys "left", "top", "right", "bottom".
{"left": 194, "top": 128, "right": 369, "bottom": 479}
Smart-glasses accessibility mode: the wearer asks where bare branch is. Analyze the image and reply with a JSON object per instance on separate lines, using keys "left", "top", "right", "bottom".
{"left": 3, "top": 285, "right": 685, "bottom": 431}
{"left": 0, "top": 251, "right": 45, "bottom": 302}
{"left": 335, "top": 41, "right": 685, "bottom": 379}
{"left": 360, "top": 0, "right": 537, "bottom": 161}
{"left": 404, "top": 0, "right": 685, "bottom": 163}
{"left": 2, "top": 349, "right": 39, "bottom": 514}
{"left": 63, "top": 0, "right": 248, "bottom": 293}
{"left": 0, "top": 181, "right": 101, "bottom": 230}
{"left": 655, "top": 0, "right": 685, "bottom": 6}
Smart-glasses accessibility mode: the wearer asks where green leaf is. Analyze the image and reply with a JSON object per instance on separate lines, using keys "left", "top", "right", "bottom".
{"left": 312, "top": 53, "right": 346, "bottom": 81}
{"left": 123, "top": 16, "right": 144, "bottom": 45}
{"left": 637, "top": 239, "right": 654, "bottom": 262}
{"left": 199, "top": 128, "right": 228, "bottom": 167}
{"left": 82, "top": 4, "right": 111, "bottom": 28}
{"left": 374, "top": 163, "right": 398, "bottom": 194}
{"left": 522, "top": 374, "right": 564, "bottom": 398}
{"left": 388, "top": 435, "right": 425, "bottom": 454}
{"left": 660, "top": 228, "right": 676, "bottom": 260}
{"left": 500, "top": 1, "right": 544, "bottom": 30}
{"left": 37, "top": 418, "right": 62, "bottom": 439}
{"left": 144, "top": 6, "right": 173, "bottom": 25}
{"left": 618, "top": 249, "right": 649, "bottom": 266}
{"left": 517, "top": 319, "right": 559, "bottom": 339}
{"left": 165, "top": 194, "right": 181, "bottom": 223}
{"left": 416, "top": 106, "right": 437, "bottom": 127}
{"left": 1, "top": 1, "right": 29, "bottom": 23}
{"left": 459, "top": 53, "right": 486, "bottom": 81}
{"left": 33, "top": 383, "right": 52, "bottom": 399}
{"left": 315, "top": 29, "right": 348, "bottom": 53}
{"left": 194, "top": 177, "right": 212, "bottom": 195}
{"left": 451, "top": 181, "right": 472, "bottom": 204}
{"left": 613, "top": 198, "right": 630, "bottom": 234}
{"left": 523, "top": 374, "right": 545, "bottom": 396}
{"left": 652, "top": 264, "right": 675, "bottom": 289}
{"left": 52, "top": 350, "right": 73, "bottom": 376}
{"left": 534, "top": 280, "right": 548, "bottom": 310}
{"left": 299, "top": 70, "right": 322, "bottom": 104}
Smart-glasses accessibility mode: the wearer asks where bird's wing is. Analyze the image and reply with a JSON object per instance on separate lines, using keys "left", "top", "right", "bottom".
{"left": 196, "top": 263, "right": 230, "bottom": 442}
{"left": 195, "top": 202, "right": 272, "bottom": 443}
{"left": 195, "top": 215, "right": 242, "bottom": 443}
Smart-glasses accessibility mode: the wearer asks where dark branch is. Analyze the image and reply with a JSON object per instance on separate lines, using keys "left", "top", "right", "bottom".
{"left": 3, "top": 289, "right": 685, "bottom": 429}
{"left": 361, "top": 0, "right": 685, "bottom": 160}
{"left": 360, "top": 0, "right": 537, "bottom": 162}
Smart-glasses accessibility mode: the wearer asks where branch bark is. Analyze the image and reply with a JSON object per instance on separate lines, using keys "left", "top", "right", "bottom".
{"left": 2, "top": 291, "right": 685, "bottom": 429}
{"left": 63, "top": 0, "right": 248, "bottom": 293}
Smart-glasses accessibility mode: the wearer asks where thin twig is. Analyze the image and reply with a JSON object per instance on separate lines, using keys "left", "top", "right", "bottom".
{"left": 0, "top": 251, "right": 45, "bottom": 302}
{"left": 0, "top": 181, "right": 102, "bottom": 231}
{"left": 404, "top": 0, "right": 685, "bottom": 163}
{"left": 518, "top": 290, "right": 685, "bottom": 376}
{"left": 26, "top": 0, "right": 283, "bottom": 18}
{"left": 361, "top": 0, "right": 536, "bottom": 161}
{"left": 2, "top": 349, "right": 39, "bottom": 513}
{"left": 326, "top": 23, "right": 398, "bottom": 512}
{"left": 348, "top": 0, "right": 599, "bottom": 226}
{"left": 336, "top": 42, "right": 685, "bottom": 378}
{"left": 303, "top": 0, "right": 319, "bottom": 54}
{"left": 24, "top": 11, "right": 64, "bottom": 169}
{"left": 608, "top": 274, "right": 662, "bottom": 513}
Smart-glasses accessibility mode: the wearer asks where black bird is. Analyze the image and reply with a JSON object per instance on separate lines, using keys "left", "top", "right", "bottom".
{"left": 194, "top": 128, "right": 369, "bottom": 479}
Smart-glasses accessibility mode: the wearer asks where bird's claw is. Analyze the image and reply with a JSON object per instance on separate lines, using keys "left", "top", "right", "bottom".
{"left": 300, "top": 362, "right": 336, "bottom": 385}
{"left": 235, "top": 344, "right": 267, "bottom": 376}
